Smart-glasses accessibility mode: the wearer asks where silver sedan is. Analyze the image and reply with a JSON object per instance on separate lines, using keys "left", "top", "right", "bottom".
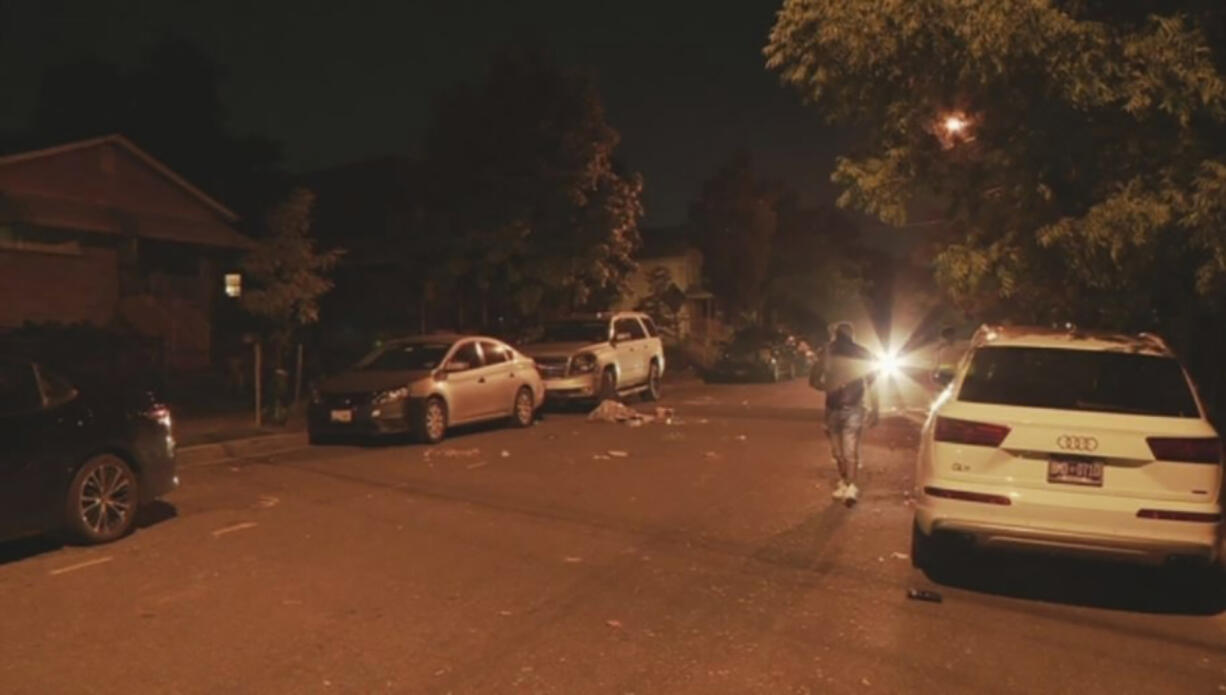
{"left": 308, "top": 334, "right": 545, "bottom": 444}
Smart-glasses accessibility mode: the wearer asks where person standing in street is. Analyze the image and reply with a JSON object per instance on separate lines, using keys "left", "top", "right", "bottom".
{"left": 809, "top": 322, "right": 879, "bottom": 506}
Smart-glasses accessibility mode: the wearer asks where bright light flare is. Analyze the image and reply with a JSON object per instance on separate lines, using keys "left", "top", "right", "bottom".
{"left": 943, "top": 114, "right": 968, "bottom": 135}
{"left": 875, "top": 351, "right": 903, "bottom": 379}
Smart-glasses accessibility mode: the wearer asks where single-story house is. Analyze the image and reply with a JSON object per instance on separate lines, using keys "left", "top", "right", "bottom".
{"left": 618, "top": 226, "right": 715, "bottom": 342}
{"left": 0, "top": 134, "right": 255, "bottom": 370}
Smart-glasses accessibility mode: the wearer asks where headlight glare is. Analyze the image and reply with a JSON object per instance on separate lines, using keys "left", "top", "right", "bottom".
{"left": 375, "top": 386, "right": 410, "bottom": 404}
{"left": 571, "top": 352, "right": 598, "bottom": 374}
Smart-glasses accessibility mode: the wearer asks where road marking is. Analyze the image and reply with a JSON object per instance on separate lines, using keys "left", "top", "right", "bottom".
{"left": 212, "top": 521, "right": 259, "bottom": 537}
{"left": 49, "top": 556, "right": 113, "bottom": 575}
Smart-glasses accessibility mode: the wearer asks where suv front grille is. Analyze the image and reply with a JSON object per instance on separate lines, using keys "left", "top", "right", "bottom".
{"left": 535, "top": 357, "right": 570, "bottom": 379}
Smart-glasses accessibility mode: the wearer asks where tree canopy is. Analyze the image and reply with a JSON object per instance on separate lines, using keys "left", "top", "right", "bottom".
{"left": 241, "top": 188, "right": 343, "bottom": 362}
{"left": 420, "top": 47, "right": 644, "bottom": 322}
{"left": 765, "top": 1, "right": 1226, "bottom": 332}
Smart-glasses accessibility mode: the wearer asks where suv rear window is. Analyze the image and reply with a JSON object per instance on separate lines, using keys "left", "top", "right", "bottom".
{"left": 959, "top": 347, "right": 1199, "bottom": 418}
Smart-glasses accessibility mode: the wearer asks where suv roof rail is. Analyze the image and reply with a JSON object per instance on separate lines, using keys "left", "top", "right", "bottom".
{"left": 1135, "top": 331, "right": 1170, "bottom": 352}
{"left": 971, "top": 323, "right": 1002, "bottom": 346}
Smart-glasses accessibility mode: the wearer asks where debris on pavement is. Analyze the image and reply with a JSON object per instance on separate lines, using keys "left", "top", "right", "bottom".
{"left": 906, "top": 588, "right": 943, "bottom": 603}
{"left": 465, "top": 461, "right": 489, "bottom": 470}
{"left": 500, "top": 450, "right": 511, "bottom": 458}
{"left": 588, "top": 399, "right": 654, "bottom": 425}
{"left": 606, "top": 619, "right": 623, "bottom": 629}
{"left": 607, "top": 450, "right": 630, "bottom": 458}
{"left": 564, "top": 556, "right": 583, "bottom": 563}
{"left": 663, "top": 431, "right": 685, "bottom": 441}
{"left": 735, "top": 434, "right": 748, "bottom": 441}
{"left": 704, "top": 451, "right": 720, "bottom": 459}
{"left": 593, "top": 454, "right": 612, "bottom": 460}
{"left": 890, "top": 552, "right": 910, "bottom": 560}
{"left": 861, "top": 678, "right": 871, "bottom": 687}
{"left": 426, "top": 448, "right": 480, "bottom": 458}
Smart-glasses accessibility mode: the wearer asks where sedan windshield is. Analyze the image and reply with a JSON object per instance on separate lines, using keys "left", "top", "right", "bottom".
{"left": 959, "top": 346, "right": 1199, "bottom": 418}
{"left": 541, "top": 321, "right": 609, "bottom": 344}
{"left": 357, "top": 342, "right": 453, "bottom": 371}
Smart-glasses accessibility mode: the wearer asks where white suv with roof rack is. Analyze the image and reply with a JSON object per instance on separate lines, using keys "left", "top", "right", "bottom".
{"left": 522, "top": 311, "right": 665, "bottom": 403}
{"left": 913, "top": 324, "right": 1223, "bottom": 572}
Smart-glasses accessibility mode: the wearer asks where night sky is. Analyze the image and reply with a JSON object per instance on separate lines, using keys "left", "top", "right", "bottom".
{"left": 0, "top": 1, "right": 848, "bottom": 225}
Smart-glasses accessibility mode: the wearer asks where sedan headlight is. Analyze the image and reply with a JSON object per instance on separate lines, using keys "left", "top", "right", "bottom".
{"left": 374, "top": 386, "right": 410, "bottom": 405}
{"left": 571, "top": 352, "right": 598, "bottom": 374}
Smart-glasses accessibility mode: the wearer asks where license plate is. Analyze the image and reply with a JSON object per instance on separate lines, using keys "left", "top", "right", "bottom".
{"left": 1048, "top": 457, "right": 1103, "bottom": 486}
{"left": 330, "top": 409, "right": 353, "bottom": 423}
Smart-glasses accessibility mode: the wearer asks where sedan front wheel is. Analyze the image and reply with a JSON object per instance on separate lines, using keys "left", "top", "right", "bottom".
{"left": 417, "top": 397, "right": 448, "bottom": 444}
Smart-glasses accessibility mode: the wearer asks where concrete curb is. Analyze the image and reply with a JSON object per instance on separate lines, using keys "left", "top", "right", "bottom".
{"left": 177, "top": 431, "right": 309, "bottom": 468}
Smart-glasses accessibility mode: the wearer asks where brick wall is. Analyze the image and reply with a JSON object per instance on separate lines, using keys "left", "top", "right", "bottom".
{"left": 0, "top": 246, "right": 118, "bottom": 327}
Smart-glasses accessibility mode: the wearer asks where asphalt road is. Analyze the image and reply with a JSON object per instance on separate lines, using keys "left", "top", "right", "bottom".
{"left": 1, "top": 378, "right": 1224, "bottom": 694}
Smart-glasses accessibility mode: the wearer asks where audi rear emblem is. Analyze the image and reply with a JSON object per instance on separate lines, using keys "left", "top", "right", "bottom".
{"left": 1057, "top": 435, "right": 1098, "bottom": 452}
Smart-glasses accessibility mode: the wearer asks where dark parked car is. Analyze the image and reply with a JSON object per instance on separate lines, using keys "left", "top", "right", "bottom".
{"left": 0, "top": 358, "right": 178, "bottom": 545}
{"left": 705, "top": 328, "right": 801, "bottom": 383}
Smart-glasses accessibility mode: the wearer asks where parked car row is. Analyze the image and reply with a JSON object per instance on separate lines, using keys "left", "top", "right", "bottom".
{"left": 704, "top": 326, "right": 814, "bottom": 383}
{"left": 307, "top": 311, "right": 666, "bottom": 444}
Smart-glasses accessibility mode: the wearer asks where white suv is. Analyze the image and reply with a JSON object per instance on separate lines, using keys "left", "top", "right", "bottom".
{"left": 913, "top": 325, "right": 1223, "bottom": 571}
{"left": 523, "top": 312, "right": 665, "bottom": 403}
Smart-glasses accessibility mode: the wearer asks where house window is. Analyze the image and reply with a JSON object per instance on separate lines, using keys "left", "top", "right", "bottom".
{"left": 225, "top": 273, "right": 242, "bottom": 298}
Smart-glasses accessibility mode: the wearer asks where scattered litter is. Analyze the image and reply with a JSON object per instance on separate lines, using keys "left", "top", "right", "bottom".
{"left": 735, "top": 434, "right": 748, "bottom": 442}
{"left": 606, "top": 619, "right": 623, "bottom": 629}
{"left": 500, "top": 450, "right": 511, "bottom": 458}
{"left": 663, "top": 432, "right": 685, "bottom": 441}
{"left": 587, "top": 399, "right": 655, "bottom": 425}
{"left": 654, "top": 407, "right": 676, "bottom": 423}
{"left": 255, "top": 495, "right": 279, "bottom": 508}
{"left": 229, "top": 466, "right": 241, "bottom": 472}
{"left": 697, "top": 418, "right": 710, "bottom": 424}
{"left": 426, "top": 448, "right": 480, "bottom": 458}
{"left": 704, "top": 451, "right": 719, "bottom": 459}
{"left": 564, "top": 556, "right": 583, "bottom": 563}
{"left": 891, "top": 552, "right": 910, "bottom": 560}
{"left": 740, "top": 400, "right": 749, "bottom": 406}
{"left": 861, "top": 678, "right": 871, "bottom": 687}
{"left": 593, "top": 454, "right": 611, "bottom": 460}
{"left": 877, "top": 556, "right": 885, "bottom": 563}
{"left": 906, "top": 588, "right": 943, "bottom": 603}
{"left": 608, "top": 450, "right": 630, "bottom": 458}
{"left": 499, "top": 610, "right": 513, "bottom": 616}
{"left": 465, "top": 461, "right": 489, "bottom": 470}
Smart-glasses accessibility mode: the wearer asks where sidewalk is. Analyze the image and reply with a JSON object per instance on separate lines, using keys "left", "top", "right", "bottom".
{"left": 173, "top": 409, "right": 308, "bottom": 467}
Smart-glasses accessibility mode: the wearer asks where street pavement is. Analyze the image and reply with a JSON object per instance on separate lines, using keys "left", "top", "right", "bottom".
{"left": 1, "top": 379, "right": 1224, "bottom": 694}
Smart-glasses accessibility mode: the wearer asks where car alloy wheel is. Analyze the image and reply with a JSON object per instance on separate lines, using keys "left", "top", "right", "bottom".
{"left": 422, "top": 398, "right": 447, "bottom": 443}
{"left": 513, "top": 387, "right": 534, "bottom": 427}
{"left": 643, "top": 362, "right": 661, "bottom": 401}
{"left": 69, "top": 454, "right": 138, "bottom": 544}
{"left": 598, "top": 368, "right": 618, "bottom": 401}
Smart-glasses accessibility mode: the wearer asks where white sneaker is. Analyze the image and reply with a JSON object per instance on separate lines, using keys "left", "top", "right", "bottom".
{"left": 844, "top": 483, "right": 860, "bottom": 505}
{"left": 832, "top": 480, "right": 849, "bottom": 499}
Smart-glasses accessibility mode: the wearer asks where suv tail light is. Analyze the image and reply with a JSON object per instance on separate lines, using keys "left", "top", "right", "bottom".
{"left": 934, "top": 416, "right": 1010, "bottom": 447}
{"left": 1146, "top": 437, "right": 1221, "bottom": 464}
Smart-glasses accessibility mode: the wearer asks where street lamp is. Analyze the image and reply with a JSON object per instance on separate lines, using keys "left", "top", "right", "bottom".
{"left": 943, "top": 114, "right": 968, "bottom": 136}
